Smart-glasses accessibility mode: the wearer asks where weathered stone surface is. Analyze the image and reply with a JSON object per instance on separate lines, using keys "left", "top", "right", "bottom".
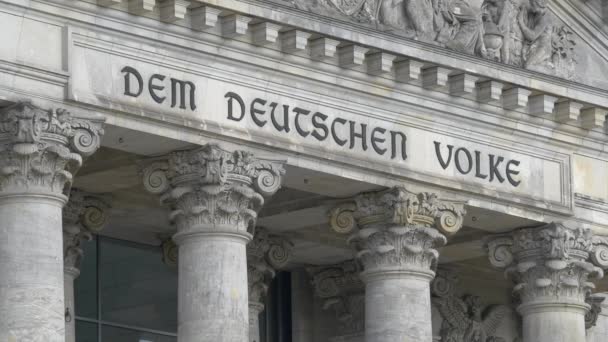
{"left": 63, "top": 189, "right": 111, "bottom": 342}
{"left": 346, "top": 187, "right": 466, "bottom": 342}
{"left": 247, "top": 227, "right": 292, "bottom": 342}
{"left": 286, "top": 0, "right": 576, "bottom": 78}
{"left": 141, "top": 144, "right": 285, "bottom": 342}
{"left": 485, "top": 222, "right": 608, "bottom": 342}
{"left": 309, "top": 260, "right": 365, "bottom": 338}
{"left": 432, "top": 269, "right": 512, "bottom": 342}
{"left": 0, "top": 102, "right": 104, "bottom": 342}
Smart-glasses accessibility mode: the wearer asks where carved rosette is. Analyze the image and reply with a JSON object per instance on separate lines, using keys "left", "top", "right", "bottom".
{"left": 347, "top": 188, "right": 466, "bottom": 277}
{"left": 63, "top": 188, "right": 111, "bottom": 277}
{"left": 308, "top": 261, "right": 365, "bottom": 336}
{"left": 485, "top": 222, "right": 608, "bottom": 311}
{"left": 247, "top": 227, "right": 292, "bottom": 311}
{"left": 0, "top": 102, "right": 104, "bottom": 198}
{"left": 141, "top": 144, "right": 285, "bottom": 240}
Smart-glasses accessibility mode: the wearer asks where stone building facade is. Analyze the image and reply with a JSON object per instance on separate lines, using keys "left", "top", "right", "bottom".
{"left": 1, "top": 0, "right": 608, "bottom": 341}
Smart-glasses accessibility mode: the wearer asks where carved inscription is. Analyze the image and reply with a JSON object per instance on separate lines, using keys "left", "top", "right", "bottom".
{"left": 434, "top": 141, "right": 521, "bottom": 187}
{"left": 117, "top": 67, "right": 529, "bottom": 189}
{"left": 225, "top": 91, "right": 408, "bottom": 161}
{"left": 121, "top": 66, "right": 197, "bottom": 110}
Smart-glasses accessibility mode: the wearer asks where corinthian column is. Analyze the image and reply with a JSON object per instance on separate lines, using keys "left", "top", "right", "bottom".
{"left": 0, "top": 102, "right": 104, "bottom": 342}
{"left": 63, "top": 189, "right": 110, "bottom": 342}
{"left": 247, "top": 227, "right": 292, "bottom": 342}
{"left": 142, "top": 144, "right": 285, "bottom": 342}
{"left": 308, "top": 260, "right": 366, "bottom": 341}
{"left": 335, "top": 187, "right": 466, "bottom": 342}
{"left": 485, "top": 222, "right": 608, "bottom": 342}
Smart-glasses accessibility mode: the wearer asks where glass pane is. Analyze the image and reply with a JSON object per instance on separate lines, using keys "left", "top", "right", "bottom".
{"left": 76, "top": 320, "right": 98, "bottom": 342}
{"left": 102, "top": 325, "right": 176, "bottom": 342}
{"left": 99, "top": 238, "right": 178, "bottom": 332}
{"left": 75, "top": 237, "right": 98, "bottom": 319}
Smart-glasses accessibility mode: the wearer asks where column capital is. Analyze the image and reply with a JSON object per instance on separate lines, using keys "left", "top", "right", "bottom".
{"left": 345, "top": 187, "right": 466, "bottom": 278}
{"left": 141, "top": 144, "right": 285, "bottom": 242}
{"left": 0, "top": 102, "right": 104, "bottom": 199}
{"left": 308, "top": 260, "right": 365, "bottom": 337}
{"left": 432, "top": 269, "right": 512, "bottom": 342}
{"left": 485, "top": 222, "right": 608, "bottom": 310}
{"left": 63, "top": 188, "right": 111, "bottom": 277}
{"left": 247, "top": 227, "right": 292, "bottom": 307}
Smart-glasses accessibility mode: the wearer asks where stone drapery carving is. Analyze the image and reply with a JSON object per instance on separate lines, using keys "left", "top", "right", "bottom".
{"left": 432, "top": 270, "right": 511, "bottom": 342}
{"left": 485, "top": 222, "right": 608, "bottom": 306}
{"left": 141, "top": 144, "right": 285, "bottom": 236}
{"left": 289, "top": 0, "right": 576, "bottom": 78}
{"left": 346, "top": 188, "right": 466, "bottom": 275}
{"left": 247, "top": 227, "right": 292, "bottom": 307}
{"left": 0, "top": 102, "right": 104, "bottom": 196}
{"left": 308, "top": 260, "right": 365, "bottom": 336}
{"left": 63, "top": 189, "right": 111, "bottom": 276}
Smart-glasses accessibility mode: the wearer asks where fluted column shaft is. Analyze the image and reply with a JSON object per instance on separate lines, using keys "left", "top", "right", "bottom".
{"left": 344, "top": 188, "right": 465, "bottom": 342}
{"left": 0, "top": 102, "right": 103, "bottom": 342}
{"left": 486, "top": 222, "right": 608, "bottom": 342}
{"left": 142, "top": 145, "right": 284, "bottom": 342}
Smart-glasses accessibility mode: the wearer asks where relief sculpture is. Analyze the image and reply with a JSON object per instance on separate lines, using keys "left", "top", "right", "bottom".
{"left": 288, "top": 0, "right": 576, "bottom": 78}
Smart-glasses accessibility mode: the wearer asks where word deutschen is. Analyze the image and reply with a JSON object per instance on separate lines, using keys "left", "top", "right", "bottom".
{"left": 225, "top": 92, "right": 408, "bottom": 161}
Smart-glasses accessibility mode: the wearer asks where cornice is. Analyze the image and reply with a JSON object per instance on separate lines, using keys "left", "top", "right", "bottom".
{"left": 3, "top": 0, "right": 608, "bottom": 153}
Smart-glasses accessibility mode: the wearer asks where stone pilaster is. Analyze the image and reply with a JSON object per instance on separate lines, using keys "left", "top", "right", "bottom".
{"left": 63, "top": 189, "right": 110, "bottom": 342}
{"left": 308, "top": 260, "right": 365, "bottom": 341}
{"left": 142, "top": 144, "right": 285, "bottom": 342}
{"left": 247, "top": 227, "right": 292, "bottom": 342}
{"left": 485, "top": 222, "right": 608, "bottom": 342}
{"left": 0, "top": 102, "right": 104, "bottom": 342}
{"left": 336, "top": 187, "right": 466, "bottom": 342}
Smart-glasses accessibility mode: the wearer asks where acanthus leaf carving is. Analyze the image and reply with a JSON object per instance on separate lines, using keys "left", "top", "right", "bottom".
{"left": 432, "top": 269, "right": 512, "bottom": 342}
{"left": 308, "top": 260, "right": 365, "bottom": 336}
{"left": 484, "top": 222, "right": 607, "bottom": 306}
{"left": 141, "top": 144, "right": 285, "bottom": 236}
{"left": 247, "top": 227, "right": 292, "bottom": 308}
{"left": 0, "top": 102, "right": 104, "bottom": 197}
{"left": 585, "top": 294, "right": 605, "bottom": 330}
{"left": 63, "top": 188, "right": 111, "bottom": 275}
{"left": 348, "top": 187, "right": 464, "bottom": 275}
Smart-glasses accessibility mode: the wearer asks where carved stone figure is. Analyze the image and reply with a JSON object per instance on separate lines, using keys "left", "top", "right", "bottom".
{"left": 438, "top": 0, "right": 486, "bottom": 56}
{"left": 519, "top": 0, "right": 553, "bottom": 72}
{"left": 286, "top": 0, "right": 578, "bottom": 78}
{"left": 432, "top": 270, "right": 510, "bottom": 342}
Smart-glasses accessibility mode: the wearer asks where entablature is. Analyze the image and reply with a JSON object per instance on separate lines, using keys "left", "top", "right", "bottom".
{"left": 2, "top": 0, "right": 608, "bottom": 230}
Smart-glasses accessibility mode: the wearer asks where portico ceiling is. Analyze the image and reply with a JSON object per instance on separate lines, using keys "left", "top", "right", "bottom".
{"left": 74, "top": 127, "right": 541, "bottom": 271}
